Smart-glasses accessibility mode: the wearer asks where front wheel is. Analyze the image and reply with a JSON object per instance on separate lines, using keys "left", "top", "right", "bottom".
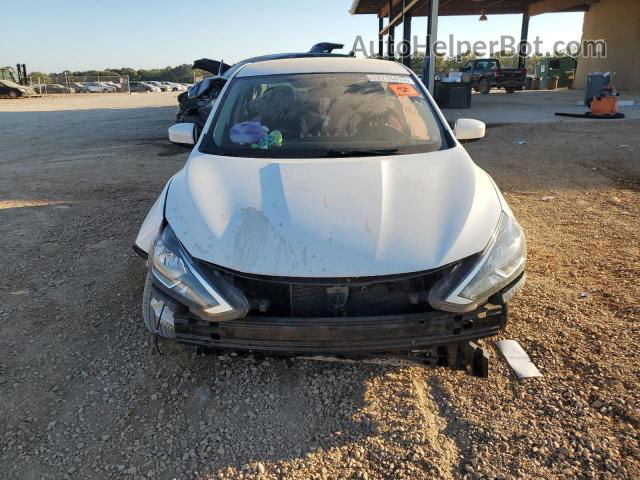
{"left": 479, "top": 78, "right": 491, "bottom": 94}
{"left": 505, "top": 87, "right": 516, "bottom": 94}
{"left": 8, "top": 90, "right": 18, "bottom": 99}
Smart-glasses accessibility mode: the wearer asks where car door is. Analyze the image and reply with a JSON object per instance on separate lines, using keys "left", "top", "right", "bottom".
{"left": 474, "top": 60, "right": 488, "bottom": 77}
{"left": 460, "top": 61, "right": 477, "bottom": 86}
{"left": 486, "top": 60, "right": 499, "bottom": 82}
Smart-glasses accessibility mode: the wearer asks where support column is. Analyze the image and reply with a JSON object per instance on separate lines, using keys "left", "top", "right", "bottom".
{"left": 402, "top": 12, "right": 412, "bottom": 67}
{"left": 387, "top": 0, "right": 395, "bottom": 58}
{"left": 378, "top": 17, "right": 384, "bottom": 58}
{"left": 518, "top": 12, "right": 530, "bottom": 70}
{"left": 425, "top": 0, "right": 439, "bottom": 92}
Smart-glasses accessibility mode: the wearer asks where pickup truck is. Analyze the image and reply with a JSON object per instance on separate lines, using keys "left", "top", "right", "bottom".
{"left": 460, "top": 59, "right": 527, "bottom": 94}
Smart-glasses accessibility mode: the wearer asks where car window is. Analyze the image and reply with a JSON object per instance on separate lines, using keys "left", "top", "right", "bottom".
{"left": 476, "top": 60, "right": 489, "bottom": 71}
{"left": 200, "top": 72, "right": 449, "bottom": 158}
{"left": 461, "top": 62, "right": 472, "bottom": 72}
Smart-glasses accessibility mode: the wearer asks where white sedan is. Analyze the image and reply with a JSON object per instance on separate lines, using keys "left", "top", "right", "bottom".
{"left": 162, "top": 82, "right": 187, "bottom": 91}
{"left": 134, "top": 57, "right": 526, "bottom": 370}
{"left": 83, "top": 82, "right": 116, "bottom": 93}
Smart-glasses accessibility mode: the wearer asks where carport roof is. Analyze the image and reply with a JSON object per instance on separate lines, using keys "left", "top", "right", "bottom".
{"left": 349, "top": 0, "right": 596, "bottom": 17}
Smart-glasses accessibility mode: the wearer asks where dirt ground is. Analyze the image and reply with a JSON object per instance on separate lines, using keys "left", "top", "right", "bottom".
{"left": 1, "top": 94, "right": 638, "bottom": 480}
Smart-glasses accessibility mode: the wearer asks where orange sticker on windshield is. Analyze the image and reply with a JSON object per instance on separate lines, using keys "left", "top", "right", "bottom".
{"left": 388, "top": 83, "right": 419, "bottom": 97}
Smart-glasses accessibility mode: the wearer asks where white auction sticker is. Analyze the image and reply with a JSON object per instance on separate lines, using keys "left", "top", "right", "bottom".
{"left": 367, "top": 74, "right": 414, "bottom": 84}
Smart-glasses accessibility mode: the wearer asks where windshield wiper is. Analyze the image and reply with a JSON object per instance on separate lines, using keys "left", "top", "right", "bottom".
{"left": 323, "top": 148, "right": 399, "bottom": 157}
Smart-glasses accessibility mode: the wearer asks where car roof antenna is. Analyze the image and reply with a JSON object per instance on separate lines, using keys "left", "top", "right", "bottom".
{"left": 308, "top": 42, "right": 344, "bottom": 54}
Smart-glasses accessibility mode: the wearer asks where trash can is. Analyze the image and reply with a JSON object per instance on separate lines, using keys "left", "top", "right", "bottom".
{"left": 531, "top": 78, "right": 541, "bottom": 90}
{"left": 525, "top": 75, "right": 534, "bottom": 90}
{"left": 585, "top": 72, "right": 611, "bottom": 106}
{"left": 547, "top": 76, "right": 559, "bottom": 90}
{"left": 435, "top": 81, "right": 472, "bottom": 109}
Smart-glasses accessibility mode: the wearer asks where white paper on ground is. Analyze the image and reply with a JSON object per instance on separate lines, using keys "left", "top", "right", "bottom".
{"left": 496, "top": 340, "right": 543, "bottom": 378}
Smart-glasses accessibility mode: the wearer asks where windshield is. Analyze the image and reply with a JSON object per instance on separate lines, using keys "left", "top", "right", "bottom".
{"left": 200, "top": 72, "right": 448, "bottom": 158}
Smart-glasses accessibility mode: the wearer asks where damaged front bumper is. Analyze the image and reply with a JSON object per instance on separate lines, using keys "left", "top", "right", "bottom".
{"left": 146, "top": 268, "right": 524, "bottom": 355}
{"left": 172, "top": 303, "right": 507, "bottom": 355}
{"left": 149, "top": 280, "right": 527, "bottom": 355}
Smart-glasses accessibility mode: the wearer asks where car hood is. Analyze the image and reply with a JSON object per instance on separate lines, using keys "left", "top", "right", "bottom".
{"left": 165, "top": 146, "right": 502, "bottom": 277}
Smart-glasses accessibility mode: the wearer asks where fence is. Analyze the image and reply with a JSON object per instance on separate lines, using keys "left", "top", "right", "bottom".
{"left": 28, "top": 75, "right": 130, "bottom": 95}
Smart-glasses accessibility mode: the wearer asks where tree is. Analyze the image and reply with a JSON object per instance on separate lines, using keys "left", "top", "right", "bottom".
{"left": 29, "top": 71, "right": 50, "bottom": 83}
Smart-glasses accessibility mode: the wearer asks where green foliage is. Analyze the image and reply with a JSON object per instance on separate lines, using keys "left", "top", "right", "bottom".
{"left": 45, "top": 64, "right": 198, "bottom": 83}
{"left": 29, "top": 71, "right": 51, "bottom": 83}
{"left": 387, "top": 51, "right": 546, "bottom": 75}
{"left": 406, "top": 51, "right": 478, "bottom": 74}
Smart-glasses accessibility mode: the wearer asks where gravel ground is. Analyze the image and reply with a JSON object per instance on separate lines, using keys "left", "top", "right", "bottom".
{"left": 0, "top": 95, "right": 638, "bottom": 479}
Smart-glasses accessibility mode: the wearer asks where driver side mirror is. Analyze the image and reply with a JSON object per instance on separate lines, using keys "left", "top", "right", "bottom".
{"left": 168, "top": 123, "right": 196, "bottom": 146}
{"left": 454, "top": 118, "right": 486, "bottom": 141}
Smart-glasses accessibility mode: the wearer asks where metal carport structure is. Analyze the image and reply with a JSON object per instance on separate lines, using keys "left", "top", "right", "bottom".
{"left": 349, "top": 0, "right": 599, "bottom": 91}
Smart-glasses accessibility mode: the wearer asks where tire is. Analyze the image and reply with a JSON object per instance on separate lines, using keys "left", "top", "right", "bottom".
{"left": 142, "top": 272, "right": 175, "bottom": 338}
{"left": 479, "top": 78, "right": 491, "bottom": 95}
{"left": 103, "top": 89, "right": 109, "bottom": 93}
{"left": 473, "top": 87, "right": 480, "bottom": 93}
{"left": 505, "top": 87, "right": 516, "bottom": 94}
{"left": 8, "top": 90, "right": 18, "bottom": 99}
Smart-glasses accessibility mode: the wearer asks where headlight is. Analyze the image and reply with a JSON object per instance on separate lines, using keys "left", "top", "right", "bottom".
{"left": 19, "top": 88, "right": 27, "bottom": 92}
{"left": 429, "top": 212, "right": 526, "bottom": 312}
{"left": 150, "top": 225, "right": 248, "bottom": 321}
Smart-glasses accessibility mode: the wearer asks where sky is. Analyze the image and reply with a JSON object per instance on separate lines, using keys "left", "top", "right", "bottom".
{"left": 2, "top": 0, "right": 584, "bottom": 72}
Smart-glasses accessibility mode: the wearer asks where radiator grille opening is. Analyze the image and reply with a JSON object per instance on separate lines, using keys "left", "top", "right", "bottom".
{"left": 219, "top": 270, "right": 444, "bottom": 318}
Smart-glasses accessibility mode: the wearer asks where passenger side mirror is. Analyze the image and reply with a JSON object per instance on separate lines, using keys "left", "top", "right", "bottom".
{"left": 454, "top": 118, "right": 486, "bottom": 141}
{"left": 168, "top": 123, "right": 196, "bottom": 146}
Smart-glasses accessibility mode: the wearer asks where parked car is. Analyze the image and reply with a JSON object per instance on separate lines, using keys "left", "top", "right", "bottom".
{"left": 175, "top": 79, "right": 221, "bottom": 137}
{"left": 459, "top": 58, "right": 527, "bottom": 94}
{"left": 72, "top": 82, "right": 89, "bottom": 92}
{"left": 161, "top": 81, "right": 185, "bottom": 92}
{"left": 0, "top": 79, "right": 35, "bottom": 98}
{"left": 145, "top": 81, "right": 170, "bottom": 92}
{"left": 141, "top": 82, "right": 161, "bottom": 92}
{"left": 134, "top": 56, "right": 526, "bottom": 370}
{"left": 83, "top": 82, "right": 116, "bottom": 93}
{"left": 130, "top": 81, "right": 160, "bottom": 92}
{"left": 103, "top": 81, "right": 123, "bottom": 91}
{"left": 175, "top": 43, "right": 351, "bottom": 137}
{"left": 44, "top": 83, "right": 75, "bottom": 94}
